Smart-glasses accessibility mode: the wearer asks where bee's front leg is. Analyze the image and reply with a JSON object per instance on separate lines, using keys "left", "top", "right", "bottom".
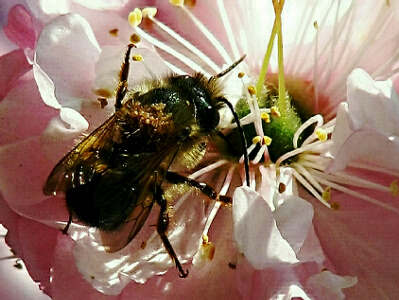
{"left": 153, "top": 187, "right": 189, "bottom": 278}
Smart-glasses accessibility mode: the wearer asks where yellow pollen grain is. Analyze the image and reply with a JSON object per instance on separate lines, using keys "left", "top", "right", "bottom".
{"left": 391, "top": 180, "right": 398, "bottom": 196}
{"left": 109, "top": 28, "right": 118, "bottom": 36}
{"left": 261, "top": 112, "right": 270, "bottom": 123}
{"left": 128, "top": 8, "right": 143, "bottom": 27}
{"left": 263, "top": 136, "right": 272, "bottom": 146}
{"left": 278, "top": 182, "right": 286, "bottom": 194}
{"left": 130, "top": 33, "right": 141, "bottom": 43}
{"left": 169, "top": 0, "right": 185, "bottom": 6}
{"left": 316, "top": 128, "right": 328, "bottom": 141}
{"left": 252, "top": 136, "right": 261, "bottom": 144}
{"left": 247, "top": 85, "right": 256, "bottom": 95}
{"left": 314, "top": 21, "right": 319, "bottom": 29}
{"left": 270, "top": 106, "right": 281, "bottom": 118}
{"left": 331, "top": 202, "right": 340, "bottom": 210}
{"left": 322, "top": 186, "right": 331, "bottom": 202}
{"left": 142, "top": 7, "right": 157, "bottom": 18}
{"left": 132, "top": 54, "right": 143, "bottom": 61}
{"left": 238, "top": 72, "right": 245, "bottom": 78}
{"left": 94, "top": 88, "right": 112, "bottom": 98}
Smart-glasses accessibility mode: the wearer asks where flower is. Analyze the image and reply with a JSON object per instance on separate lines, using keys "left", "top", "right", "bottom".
{"left": 0, "top": 0, "right": 399, "bottom": 299}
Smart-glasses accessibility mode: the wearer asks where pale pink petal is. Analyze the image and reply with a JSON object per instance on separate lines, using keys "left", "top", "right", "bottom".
{"left": 307, "top": 270, "right": 357, "bottom": 300}
{"left": 3, "top": 4, "right": 36, "bottom": 49}
{"left": 233, "top": 186, "right": 299, "bottom": 269}
{"left": 35, "top": 13, "right": 101, "bottom": 106}
{"left": 346, "top": 69, "right": 399, "bottom": 135}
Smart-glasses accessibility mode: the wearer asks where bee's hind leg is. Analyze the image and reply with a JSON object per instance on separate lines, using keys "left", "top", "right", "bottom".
{"left": 154, "top": 187, "right": 189, "bottom": 278}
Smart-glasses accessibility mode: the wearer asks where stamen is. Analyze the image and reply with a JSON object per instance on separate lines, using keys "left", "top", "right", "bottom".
{"left": 142, "top": 7, "right": 157, "bottom": 18}
{"left": 169, "top": 0, "right": 184, "bottom": 6}
{"left": 391, "top": 180, "right": 398, "bottom": 196}
{"left": 263, "top": 136, "right": 272, "bottom": 146}
{"left": 311, "top": 172, "right": 399, "bottom": 214}
{"left": 261, "top": 112, "right": 270, "bottom": 123}
{"left": 134, "top": 26, "right": 210, "bottom": 75}
{"left": 322, "top": 186, "right": 332, "bottom": 202}
{"left": 270, "top": 106, "right": 281, "bottom": 118}
{"left": 132, "top": 54, "right": 143, "bottom": 61}
{"left": 316, "top": 128, "right": 327, "bottom": 141}
{"left": 128, "top": 8, "right": 143, "bottom": 27}
{"left": 291, "top": 168, "right": 331, "bottom": 208}
{"left": 252, "top": 136, "right": 261, "bottom": 144}
{"left": 146, "top": 11, "right": 222, "bottom": 73}
{"left": 216, "top": 0, "right": 241, "bottom": 59}
{"left": 180, "top": 5, "right": 234, "bottom": 65}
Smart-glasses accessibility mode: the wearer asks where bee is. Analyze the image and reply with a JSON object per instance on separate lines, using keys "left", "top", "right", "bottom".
{"left": 43, "top": 44, "right": 249, "bottom": 278}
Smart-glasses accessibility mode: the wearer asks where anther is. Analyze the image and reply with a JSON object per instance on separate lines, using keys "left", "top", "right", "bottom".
{"left": 132, "top": 54, "right": 143, "bottom": 61}
{"left": 270, "top": 106, "right": 281, "bottom": 118}
{"left": 169, "top": 0, "right": 185, "bottom": 6}
{"left": 142, "top": 7, "right": 158, "bottom": 18}
{"left": 128, "top": 8, "right": 143, "bottom": 27}
{"left": 316, "top": 128, "right": 327, "bottom": 142}
{"left": 252, "top": 136, "right": 261, "bottom": 144}
{"left": 263, "top": 136, "right": 272, "bottom": 146}
{"left": 247, "top": 85, "right": 257, "bottom": 95}
{"left": 322, "top": 186, "right": 331, "bottom": 202}
{"left": 261, "top": 112, "right": 270, "bottom": 123}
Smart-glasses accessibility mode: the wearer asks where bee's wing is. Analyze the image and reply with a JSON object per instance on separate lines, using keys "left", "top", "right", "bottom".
{"left": 43, "top": 115, "right": 121, "bottom": 196}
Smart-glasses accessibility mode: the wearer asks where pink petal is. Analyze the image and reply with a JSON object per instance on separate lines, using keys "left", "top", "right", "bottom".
{"left": 0, "top": 49, "right": 31, "bottom": 101}
{"left": 3, "top": 4, "right": 36, "bottom": 49}
{"left": 0, "top": 137, "right": 53, "bottom": 206}
{"left": 0, "top": 196, "right": 58, "bottom": 298}
{"left": 0, "top": 79, "right": 56, "bottom": 146}
{"left": 311, "top": 188, "right": 399, "bottom": 298}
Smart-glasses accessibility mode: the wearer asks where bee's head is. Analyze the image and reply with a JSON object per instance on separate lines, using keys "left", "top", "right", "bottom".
{"left": 170, "top": 74, "right": 222, "bottom": 132}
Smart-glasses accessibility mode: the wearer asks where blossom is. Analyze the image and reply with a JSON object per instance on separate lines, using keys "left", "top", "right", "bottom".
{"left": 0, "top": 0, "right": 399, "bottom": 299}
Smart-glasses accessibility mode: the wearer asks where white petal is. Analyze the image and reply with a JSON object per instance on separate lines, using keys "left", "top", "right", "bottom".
{"left": 35, "top": 14, "right": 101, "bottom": 106}
{"left": 233, "top": 186, "right": 298, "bottom": 269}
{"left": 307, "top": 270, "right": 357, "bottom": 300}
{"left": 347, "top": 68, "right": 399, "bottom": 136}
{"left": 274, "top": 196, "right": 314, "bottom": 254}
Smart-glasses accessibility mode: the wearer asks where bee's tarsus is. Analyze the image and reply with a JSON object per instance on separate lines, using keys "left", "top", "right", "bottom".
{"left": 155, "top": 188, "right": 189, "bottom": 277}
{"left": 61, "top": 214, "right": 73, "bottom": 235}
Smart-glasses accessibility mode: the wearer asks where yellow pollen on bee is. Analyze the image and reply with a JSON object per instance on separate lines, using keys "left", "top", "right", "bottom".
{"left": 391, "top": 180, "right": 398, "bottom": 196}
{"left": 130, "top": 33, "right": 141, "bottom": 44}
{"left": 270, "top": 106, "right": 281, "bottom": 118}
{"left": 128, "top": 8, "right": 143, "bottom": 27}
{"left": 169, "top": 0, "right": 185, "bottom": 6}
{"left": 261, "top": 112, "right": 270, "bottom": 123}
{"left": 132, "top": 54, "right": 143, "bottom": 61}
{"left": 238, "top": 72, "right": 245, "bottom": 78}
{"left": 247, "top": 85, "right": 257, "bottom": 95}
{"left": 316, "top": 128, "right": 328, "bottom": 141}
{"left": 322, "top": 186, "right": 332, "bottom": 202}
{"left": 252, "top": 136, "right": 261, "bottom": 144}
{"left": 263, "top": 136, "right": 272, "bottom": 146}
{"left": 142, "top": 7, "right": 158, "bottom": 18}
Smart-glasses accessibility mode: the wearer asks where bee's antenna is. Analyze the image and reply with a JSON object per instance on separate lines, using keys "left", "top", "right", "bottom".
{"left": 218, "top": 98, "right": 250, "bottom": 187}
{"left": 209, "top": 55, "right": 246, "bottom": 82}
{"left": 115, "top": 43, "right": 136, "bottom": 111}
